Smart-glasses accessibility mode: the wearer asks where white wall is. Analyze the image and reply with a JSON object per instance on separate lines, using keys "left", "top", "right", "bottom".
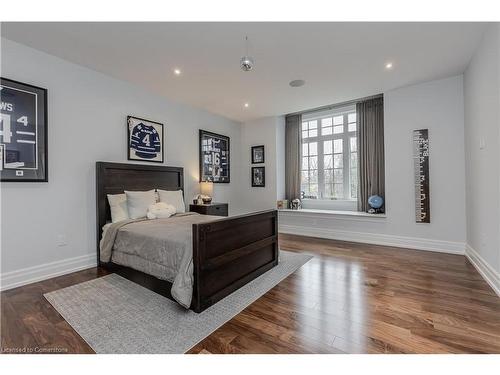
{"left": 280, "top": 75, "right": 467, "bottom": 254}
{"left": 0, "top": 38, "right": 244, "bottom": 288}
{"left": 239, "top": 116, "right": 285, "bottom": 213}
{"left": 463, "top": 24, "right": 500, "bottom": 291}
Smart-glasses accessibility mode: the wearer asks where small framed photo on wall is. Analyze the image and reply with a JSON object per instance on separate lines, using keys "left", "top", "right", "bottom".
{"left": 127, "top": 115, "right": 164, "bottom": 163}
{"left": 251, "top": 145, "right": 265, "bottom": 164}
{"left": 252, "top": 166, "right": 265, "bottom": 187}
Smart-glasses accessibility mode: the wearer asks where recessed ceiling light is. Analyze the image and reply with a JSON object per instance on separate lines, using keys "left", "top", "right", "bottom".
{"left": 174, "top": 68, "right": 181, "bottom": 75}
{"left": 289, "top": 79, "right": 305, "bottom": 87}
{"left": 244, "top": 103, "right": 249, "bottom": 108}
{"left": 385, "top": 62, "right": 393, "bottom": 70}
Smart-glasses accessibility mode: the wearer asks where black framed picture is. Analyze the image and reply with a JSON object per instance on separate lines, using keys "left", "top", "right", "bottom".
{"left": 251, "top": 145, "right": 265, "bottom": 164}
{"left": 0, "top": 78, "right": 48, "bottom": 182}
{"left": 199, "top": 129, "right": 230, "bottom": 183}
{"left": 127, "top": 115, "right": 164, "bottom": 163}
{"left": 252, "top": 166, "right": 265, "bottom": 187}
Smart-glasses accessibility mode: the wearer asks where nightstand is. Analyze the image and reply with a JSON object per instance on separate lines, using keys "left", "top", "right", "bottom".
{"left": 189, "top": 202, "right": 228, "bottom": 217}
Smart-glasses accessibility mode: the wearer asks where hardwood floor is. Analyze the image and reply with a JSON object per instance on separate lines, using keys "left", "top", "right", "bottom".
{"left": 2, "top": 234, "right": 500, "bottom": 354}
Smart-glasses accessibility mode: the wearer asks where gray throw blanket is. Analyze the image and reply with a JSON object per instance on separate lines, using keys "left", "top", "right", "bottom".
{"left": 99, "top": 212, "right": 218, "bottom": 308}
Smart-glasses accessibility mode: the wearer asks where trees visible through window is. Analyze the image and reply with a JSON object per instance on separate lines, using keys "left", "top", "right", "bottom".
{"left": 301, "top": 108, "right": 357, "bottom": 200}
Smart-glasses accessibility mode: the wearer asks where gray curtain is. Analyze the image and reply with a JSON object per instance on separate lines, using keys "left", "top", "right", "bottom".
{"left": 357, "top": 97, "right": 385, "bottom": 212}
{"left": 285, "top": 114, "right": 302, "bottom": 202}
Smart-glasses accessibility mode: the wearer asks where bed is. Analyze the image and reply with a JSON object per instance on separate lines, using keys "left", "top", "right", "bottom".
{"left": 96, "top": 162, "right": 278, "bottom": 313}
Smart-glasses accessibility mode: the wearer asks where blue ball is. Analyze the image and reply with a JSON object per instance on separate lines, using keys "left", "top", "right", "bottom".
{"left": 368, "top": 195, "right": 383, "bottom": 209}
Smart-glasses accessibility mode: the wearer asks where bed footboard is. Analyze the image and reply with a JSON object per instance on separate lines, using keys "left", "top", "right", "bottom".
{"left": 191, "top": 209, "right": 278, "bottom": 312}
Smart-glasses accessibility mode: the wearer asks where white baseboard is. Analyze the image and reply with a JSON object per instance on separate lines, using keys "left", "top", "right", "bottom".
{"left": 279, "top": 224, "right": 465, "bottom": 255}
{"left": 465, "top": 244, "right": 500, "bottom": 297}
{"left": 1, "top": 254, "right": 96, "bottom": 292}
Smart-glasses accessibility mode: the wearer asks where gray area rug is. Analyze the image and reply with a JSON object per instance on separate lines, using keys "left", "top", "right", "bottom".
{"left": 44, "top": 250, "right": 312, "bottom": 354}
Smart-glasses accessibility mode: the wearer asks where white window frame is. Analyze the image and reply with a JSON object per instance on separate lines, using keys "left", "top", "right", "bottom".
{"left": 300, "top": 105, "right": 357, "bottom": 210}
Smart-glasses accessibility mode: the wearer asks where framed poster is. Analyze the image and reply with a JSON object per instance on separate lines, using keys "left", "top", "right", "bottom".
{"left": 251, "top": 145, "right": 265, "bottom": 164}
{"left": 413, "top": 129, "right": 430, "bottom": 223}
{"left": 0, "top": 78, "right": 48, "bottom": 182}
{"left": 252, "top": 166, "right": 265, "bottom": 187}
{"left": 127, "top": 115, "right": 164, "bottom": 163}
{"left": 199, "top": 129, "right": 230, "bottom": 183}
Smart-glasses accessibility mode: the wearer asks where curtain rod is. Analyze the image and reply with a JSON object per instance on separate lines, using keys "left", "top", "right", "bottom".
{"left": 286, "top": 93, "right": 383, "bottom": 117}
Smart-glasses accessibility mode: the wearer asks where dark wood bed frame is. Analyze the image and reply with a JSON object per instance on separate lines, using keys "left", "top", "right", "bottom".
{"left": 96, "top": 162, "right": 278, "bottom": 313}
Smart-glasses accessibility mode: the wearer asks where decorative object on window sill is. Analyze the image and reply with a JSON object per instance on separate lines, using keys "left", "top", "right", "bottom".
{"left": 251, "top": 166, "right": 265, "bottom": 187}
{"left": 367, "top": 195, "right": 384, "bottom": 214}
{"left": 127, "top": 115, "right": 164, "bottom": 163}
{"left": 1, "top": 78, "right": 48, "bottom": 182}
{"left": 251, "top": 145, "right": 265, "bottom": 164}
{"left": 199, "top": 130, "right": 230, "bottom": 183}
{"left": 413, "top": 129, "right": 430, "bottom": 223}
{"left": 291, "top": 198, "right": 302, "bottom": 210}
{"left": 199, "top": 180, "right": 214, "bottom": 204}
{"left": 277, "top": 199, "right": 289, "bottom": 210}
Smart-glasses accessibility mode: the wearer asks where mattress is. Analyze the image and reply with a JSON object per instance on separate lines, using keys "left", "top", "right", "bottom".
{"left": 100, "top": 212, "right": 220, "bottom": 308}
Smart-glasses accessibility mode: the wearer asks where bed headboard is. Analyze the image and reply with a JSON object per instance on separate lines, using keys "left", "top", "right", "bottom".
{"left": 96, "top": 161, "right": 184, "bottom": 263}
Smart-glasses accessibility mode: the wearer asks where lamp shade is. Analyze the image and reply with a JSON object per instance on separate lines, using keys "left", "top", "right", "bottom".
{"left": 200, "top": 181, "right": 214, "bottom": 197}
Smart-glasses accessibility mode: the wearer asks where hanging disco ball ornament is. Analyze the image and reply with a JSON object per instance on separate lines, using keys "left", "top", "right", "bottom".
{"left": 240, "top": 36, "right": 254, "bottom": 72}
{"left": 240, "top": 55, "right": 254, "bottom": 71}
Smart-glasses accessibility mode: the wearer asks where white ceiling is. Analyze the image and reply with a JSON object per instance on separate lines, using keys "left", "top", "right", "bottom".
{"left": 1, "top": 22, "right": 487, "bottom": 122}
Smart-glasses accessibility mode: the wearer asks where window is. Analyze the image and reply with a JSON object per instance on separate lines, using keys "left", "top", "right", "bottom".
{"left": 301, "top": 106, "right": 357, "bottom": 201}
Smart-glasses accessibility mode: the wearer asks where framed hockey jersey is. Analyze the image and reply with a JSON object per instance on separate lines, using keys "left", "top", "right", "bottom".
{"left": 199, "top": 129, "right": 230, "bottom": 183}
{"left": 127, "top": 115, "right": 164, "bottom": 163}
{"left": 0, "top": 78, "right": 48, "bottom": 182}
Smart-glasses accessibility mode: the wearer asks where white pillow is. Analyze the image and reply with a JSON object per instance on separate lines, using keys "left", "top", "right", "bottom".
{"left": 107, "top": 193, "right": 129, "bottom": 223}
{"left": 157, "top": 189, "right": 185, "bottom": 213}
{"left": 125, "top": 190, "right": 157, "bottom": 219}
{"left": 146, "top": 202, "right": 176, "bottom": 220}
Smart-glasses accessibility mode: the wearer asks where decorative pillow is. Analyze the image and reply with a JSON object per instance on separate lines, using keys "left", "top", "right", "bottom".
{"left": 146, "top": 202, "right": 176, "bottom": 220}
{"left": 125, "top": 190, "right": 157, "bottom": 219}
{"left": 157, "top": 189, "right": 186, "bottom": 213}
{"left": 107, "top": 193, "right": 129, "bottom": 223}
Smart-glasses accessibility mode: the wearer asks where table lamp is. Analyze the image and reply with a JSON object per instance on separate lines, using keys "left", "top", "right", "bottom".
{"left": 200, "top": 181, "right": 214, "bottom": 204}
